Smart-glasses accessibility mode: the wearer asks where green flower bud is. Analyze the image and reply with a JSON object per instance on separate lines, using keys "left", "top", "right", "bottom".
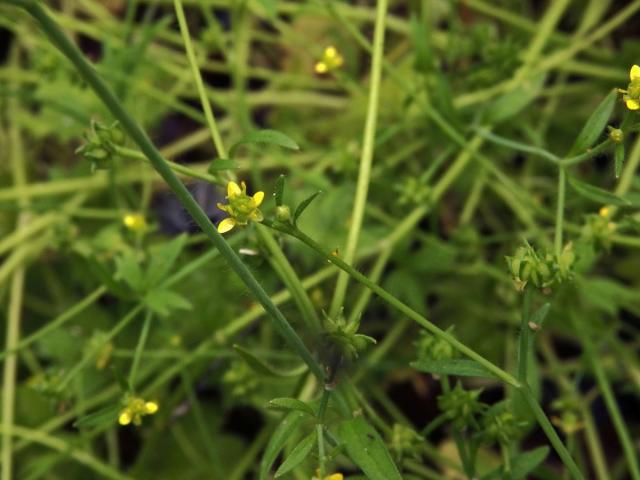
{"left": 276, "top": 205, "right": 291, "bottom": 222}
{"left": 608, "top": 126, "right": 624, "bottom": 144}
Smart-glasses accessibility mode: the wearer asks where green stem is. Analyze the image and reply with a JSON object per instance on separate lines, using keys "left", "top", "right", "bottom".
{"left": 554, "top": 167, "right": 566, "bottom": 257}
{"left": 173, "top": 0, "right": 227, "bottom": 159}
{"left": 517, "top": 287, "right": 532, "bottom": 382}
{"left": 256, "top": 224, "right": 321, "bottom": 333}
{"left": 128, "top": 310, "right": 153, "bottom": 389}
{"left": 519, "top": 386, "right": 584, "bottom": 480}
{"left": 329, "top": 0, "right": 387, "bottom": 317}
{"left": 15, "top": 0, "right": 323, "bottom": 381}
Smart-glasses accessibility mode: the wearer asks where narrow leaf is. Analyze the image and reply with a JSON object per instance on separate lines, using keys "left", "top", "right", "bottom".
{"left": 259, "top": 411, "right": 306, "bottom": 480}
{"left": 293, "top": 191, "right": 321, "bottom": 227}
{"left": 337, "top": 417, "right": 402, "bottom": 480}
{"left": 229, "top": 129, "right": 299, "bottom": 158}
{"left": 485, "top": 73, "right": 546, "bottom": 124}
{"left": 568, "top": 89, "right": 617, "bottom": 156}
{"left": 268, "top": 398, "right": 315, "bottom": 417}
{"left": 274, "top": 432, "right": 316, "bottom": 478}
{"left": 511, "top": 446, "right": 550, "bottom": 478}
{"left": 411, "top": 358, "right": 496, "bottom": 378}
{"left": 567, "top": 175, "right": 630, "bottom": 206}
{"left": 234, "top": 344, "right": 307, "bottom": 378}
{"left": 73, "top": 404, "right": 120, "bottom": 429}
{"left": 274, "top": 174, "right": 286, "bottom": 207}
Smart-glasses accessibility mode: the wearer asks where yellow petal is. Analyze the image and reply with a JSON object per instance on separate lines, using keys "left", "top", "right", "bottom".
{"left": 118, "top": 410, "right": 132, "bottom": 426}
{"left": 144, "top": 401, "right": 159, "bottom": 414}
{"left": 217, "top": 202, "right": 228, "bottom": 213}
{"left": 253, "top": 191, "right": 264, "bottom": 206}
{"left": 626, "top": 99, "right": 640, "bottom": 110}
{"left": 325, "top": 475, "right": 344, "bottom": 480}
{"left": 218, "top": 218, "right": 236, "bottom": 233}
{"left": 325, "top": 46, "right": 337, "bottom": 59}
{"left": 315, "top": 62, "right": 328, "bottom": 74}
{"left": 227, "top": 181, "right": 241, "bottom": 198}
{"left": 630, "top": 64, "right": 640, "bottom": 81}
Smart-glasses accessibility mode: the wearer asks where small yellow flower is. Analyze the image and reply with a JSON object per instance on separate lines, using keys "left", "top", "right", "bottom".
{"left": 118, "top": 396, "right": 159, "bottom": 426}
{"left": 620, "top": 65, "right": 640, "bottom": 110}
{"left": 311, "top": 471, "right": 343, "bottom": 480}
{"left": 122, "top": 213, "right": 147, "bottom": 232}
{"left": 217, "top": 181, "right": 264, "bottom": 233}
{"left": 599, "top": 206, "right": 610, "bottom": 218}
{"left": 315, "top": 46, "right": 344, "bottom": 75}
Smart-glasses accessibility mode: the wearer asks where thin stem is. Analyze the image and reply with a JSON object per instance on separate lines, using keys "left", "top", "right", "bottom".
{"left": 554, "top": 167, "right": 566, "bottom": 257}
{"left": 17, "top": 0, "right": 323, "bottom": 381}
{"left": 115, "top": 146, "right": 218, "bottom": 184}
{"left": 128, "top": 310, "right": 153, "bottom": 389}
{"left": 173, "top": 0, "right": 227, "bottom": 159}
{"left": 329, "top": 0, "right": 387, "bottom": 317}
{"left": 517, "top": 287, "right": 533, "bottom": 382}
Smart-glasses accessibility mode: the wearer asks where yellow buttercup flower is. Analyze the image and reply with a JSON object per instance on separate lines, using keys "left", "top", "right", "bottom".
{"left": 122, "top": 213, "right": 148, "bottom": 232}
{"left": 118, "top": 396, "right": 159, "bottom": 426}
{"left": 315, "top": 46, "right": 344, "bottom": 74}
{"left": 217, "top": 181, "right": 264, "bottom": 233}
{"left": 620, "top": 64, "right": 640, "bottom": 110}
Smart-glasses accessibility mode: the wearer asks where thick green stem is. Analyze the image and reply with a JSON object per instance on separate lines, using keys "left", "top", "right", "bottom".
{"left": 15, "top": 0, "right": 322, "bottom": 381}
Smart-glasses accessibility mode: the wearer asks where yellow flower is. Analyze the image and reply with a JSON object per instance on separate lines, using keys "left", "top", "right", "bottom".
{"left": 599, "top": 206, "right": 610, "bottom": 218}
{"left": 122, "top": 213, "right": 147, "bottom": 232}
{"left": 217, "top": 181, "right": 264, "bottom": 233}
{"left": 621, "top": 65, "right": 640, "bottom": 110}
{"left": 315, "top": 46, "right": 344, "bottom": 74}
{"left": 118, "top": 397, "right": 159, "bottom": 426}
{"left": 311, "top": 471, "right": 343, "bottom": 480}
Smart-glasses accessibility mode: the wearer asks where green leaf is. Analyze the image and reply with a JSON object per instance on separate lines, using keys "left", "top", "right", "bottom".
{"left": 268, "top": 398, "right": 315, "bottom": 417}
{"left": 144, "top": 289, "right": 192, "bottom": 317}
{"left": 615, "top": 143, "right": 625, "bottom": 179}
{"left": 410, "top": 14, "right": 432, "bottom": 74}
{"left": 293, "top": 191, "right": 321, "bottom": 227}
{"left": 115, "top": 251, "right": 145, "bottom": 292}
{"left": 73, "top": 404, "right": 120, "bottom": 429}
{"left": 567, "top": 175, "right": 630, "bottom": 206}
{"left": 274, "top": 174, "right": 286, "bottom": 207}
{"left": 336, "top": 417, "right": 402, "bottom": 480}
{"left": 229, "top": 129, "right": 299, "bottom": 158}
{"left": 485, "top": 73, "right": 546, "bottom": 124}
{"left": 411, "top": 358, "right": 496, "bottom": 379}
{"left": 568, "top": 89, "right": 617, "bottom": 156}
{"left": 511, "top": 446, "right": 550, "bottom": 478}
{"left": 208, "top": 158, "right": 237, "bottom": 172}
{"left": 234, "top": 344, "right": 307, "bottom": 378}
{"left": 259, "top": 411, "right": 306, "bottom": 480}
{"left": 274, "top": 432, "right": 316, "bottom": 478}
{"left": 145, "top": 234, "right": 186, "bottom": 289}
